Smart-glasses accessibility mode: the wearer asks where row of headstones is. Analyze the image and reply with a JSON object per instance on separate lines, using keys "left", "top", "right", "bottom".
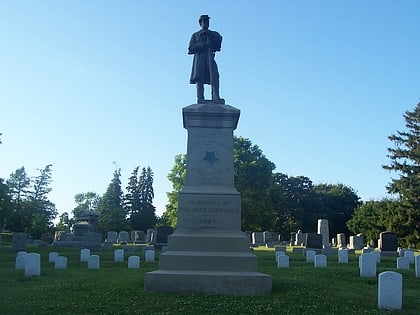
{"left": 245, "top": 231, "right": 281, "bottom": 246}
{"left": 292, "top": 231, "right": 365, "bottom": 249}
{"left": 274, "top": 249, "right": 419, "bottom": 310}
{"left": 105, "top": 226, "right": 175, "bottom": 244}
{"left": 14, "top": 248, "right": 157, "bottom": 276}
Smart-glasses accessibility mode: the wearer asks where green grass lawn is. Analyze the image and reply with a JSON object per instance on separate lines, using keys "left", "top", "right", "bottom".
{"left": 0, "top": 245, "right": 418, "bottom": 315}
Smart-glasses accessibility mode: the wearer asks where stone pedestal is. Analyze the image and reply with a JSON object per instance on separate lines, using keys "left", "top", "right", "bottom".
{"left": 144, "top": 103, "right": 272, "bottom": 295}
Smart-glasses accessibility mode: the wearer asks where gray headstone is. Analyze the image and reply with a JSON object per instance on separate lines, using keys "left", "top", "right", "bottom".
{"left": 80, "top": 248, "right": 90, "bottom": 262}
{"left": 118, "top": 231, "right": 130, "bottom": 244}
{"left": 15, "top": 252, "right": 26, "bottom": 270}
{"left": 145, "top": 249, "right": 155, "bottom": 262}
{"left": 317, "top": 219, "right": 329, "bottom": 248}
{"left": 277, "top": 255, "right": 289, "bottom": 268}
{"left": 12, "top": 232, "right": 27, "bottom": 251}
{"left": 349, "top": 235, "right": 364, "bottom": 250}
{"left": 48, "top": 252, "right": 59, "bottom": 263}
{"left": 295, "top": 230, "right": 305, "bottom": 246}
{"left": 25, "top": 253, "right": 41, "bottom": 276}
{"left": 305, "top": 233, "right": 323, "bottom": 249}
{"left": 403, "top": 250, "right": 414, "bottom": 264}
{"left": 379, "top": 232, "right": 398, "bottom": 252}
{"left": 359, "top": 253, "right": 377, "bottom": 277}
{"left": 131, "top": 230, "right": 145, "bottom": 243}
{"left": 314, "top": 254, "right": 327, "bottom": 268}
{"left": 88, "top": 255, "right": 100, "bottom": 269}
{"left": 55, "top": 256, "right": 68, "bottom": 269}
{"left": 378, "top": 271, "right": 402, "bottom": 310}
{"left": 306, "top": 250, "right": 316, "bottom": 263}
{"left": 251, "top": 232, "right": 264, "bottom": 246}
{"left": 146, "top": 229, "right": 154, "bottom": 243}
{"left": 128, "top": 256, "right": 140, "bottom": 269}
{"left": 396, "top": 257, "right": 409, "bottom": 270}
{"left": 106, "top": 231, "right": 118, "bottom": 243}
{"left": 83, "top": 232, "right": 102, "bottom": 250}
{"left": 338, "top": 248, "right": 349, "bottom": 263}
{"left": 154, "top": 226, "right": 174, "bottom": 245}
{"left": 114, "top": 249, "right": 124, "bottom": 262}
{"left": 415, "top": 255, "right": 420, "bottom": 278}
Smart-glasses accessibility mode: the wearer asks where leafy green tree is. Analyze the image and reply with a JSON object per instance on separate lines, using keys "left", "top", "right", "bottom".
{"left": 6, "top": 167, "right": 32, "bottom": 232}
{"left": 97, "top": 168, "right": 128, "bottom": 232}
{"left": 314, "top": 183, "right": 360, "bottom": 237}
{"left": 0, "top": 178, "right": 13, "bottom": 232}
{"left": 126, "top": 166, "right": 157, "bottom": 231}
{"left": 26, "top": 164, "right": 58, "bottom": 238}
{"left": 383, "top": 102, "right": 420, "bottom": 246}
{"left": 72, "top": 192, "right": 101, "bottom": 218}
{"left": 55, "top": 212, "right": 72, "bottom": 231}
{"left": 163, "top": 154, "right": 187, "bottom": 227}
{"left": 234, "top": 136, "right": 276, "bottom": 231}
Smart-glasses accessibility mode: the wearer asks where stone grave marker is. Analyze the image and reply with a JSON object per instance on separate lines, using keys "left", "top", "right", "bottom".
{"left": 396, "top": 257, "right": 409, "bottom": 270}
{"left": 314, "top": 254, "right": 327, "bottom": 268}
{"left": 49, "top": 252, "right": 59, "bottom": 263}
{"left": 12, "top": 232, "right": 27, "bottom": 251}
{"left": 306, "top": 250, "right": 316, "bottom": 263}
{"left": 370, "top": 251, "right": 381, "bottom": 264}
{"left": 15, "top": 252, "right": 26, "bottom": 270}
{"left": 378, "top": 271, "right": 402, "bottom": 310}
{"left": 154, "top": 226, "right": 174, "bottom": 248}
{"left": 263, "top": 231, "right": 274, "bottom": 245}
{"left": 252, "top": 232, "right": 264, "bottom": 246}
{"left": 415, "top": 255, "right": 420, "bottom": 278}
{"left": 80, "top": 248, "right": 90, "bottom": 262}
{"left": 317, "top": 219, "right": 329, "bottom": 248}
{"left": 25, "top": 253, "right": 41, "bottom": 276}
{"left": 145, "top": 249, "right": 155, "bottom": 262}
{"left": 378, "top": 232, "right": 398, "bottom": 256}
{"left": 336, "top": 233, "right": 346, "bottom": 248}
{"left": 55, "top": 256, "right": 67, "bottom": 269}
{"left": 83, "top": 232, "right": 102, "bottom": 250}
{"left": 359, "top": 253, "right": 377, "bottom": 277}
{"left": 403, "top": 250, "right": 414, "bottom": 264}
{"left": 295, "top": 230, "right": 305, "bottom": 246}
{"left": 114, "top": 249, "right": 124, "bottom": 262}
{"left": 88, "top": 255, "right": 100, "bottom": 269}
{"left": 106, "top": 231, "right": 118, "bottom": 243}
{"left": 277, "top": 255, "right": 289, "bottom": 268}
{"left": 146, "top": 229, "right": 154, "bottom": 243}
{"left": 305, "top": 233, "right": 323, "bottom": 249}
{"left": 131, "top": 230, "right": 145, "bottom": 243}
{"left": 349, "top": 234, "right": 364, "bottom": 250}
{"left": 118, "top": 231, "right": 130, "bottom": 244}
{"left": 338, "top": 248, "right": 349, "bottom": 263}
{"left": 128, "top": 256, "right": 140, "bottom": 269}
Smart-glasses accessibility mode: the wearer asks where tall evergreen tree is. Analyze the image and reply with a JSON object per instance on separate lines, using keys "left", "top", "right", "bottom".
{"left": 0, "top": 178, "right": 12, "bottom": 232}
{"left": 97, "top": 168, "right": 128, "bottom": 232}
{"left": 72, "top": 192, "right": 101, "bottom": 218}
{"left": 383, "top": 102, "right": 420, "bottom": 246}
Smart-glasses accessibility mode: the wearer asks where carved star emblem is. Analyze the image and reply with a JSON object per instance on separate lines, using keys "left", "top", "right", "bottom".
{"left": 203, "top": 150, "right": 218, "bottom": 165}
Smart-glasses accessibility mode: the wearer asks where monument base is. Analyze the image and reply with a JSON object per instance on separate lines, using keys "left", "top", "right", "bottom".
{"left": 144, "top": 270, "right": 272, "bottom": 296}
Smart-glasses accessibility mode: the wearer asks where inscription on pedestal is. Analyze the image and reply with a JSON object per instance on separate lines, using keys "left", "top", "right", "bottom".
{"left": 177, "top": 193, "right": 241, "bottom": 230}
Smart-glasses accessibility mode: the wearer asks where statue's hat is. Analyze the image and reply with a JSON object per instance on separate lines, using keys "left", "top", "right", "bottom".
{"left": 199, "top": 15, "right": 210, "bottom": 22}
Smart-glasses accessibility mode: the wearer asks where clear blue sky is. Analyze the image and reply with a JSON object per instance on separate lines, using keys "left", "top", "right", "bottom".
{"left": 1, "top": 1, "right": 419, "bottom": 219}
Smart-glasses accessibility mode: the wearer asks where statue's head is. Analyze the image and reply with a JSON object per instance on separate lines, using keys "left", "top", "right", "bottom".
{"left": 199, "top": 15, "right": 210, "bottom": 29}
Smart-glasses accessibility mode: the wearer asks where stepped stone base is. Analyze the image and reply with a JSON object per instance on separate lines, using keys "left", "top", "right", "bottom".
{"left": 144, "top": 270, "right": 272, "bottom": 295}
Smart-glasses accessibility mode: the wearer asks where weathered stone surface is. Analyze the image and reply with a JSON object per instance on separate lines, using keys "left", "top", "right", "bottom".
{"left": 378, "top": 271, "right": 402, "bottom": 310}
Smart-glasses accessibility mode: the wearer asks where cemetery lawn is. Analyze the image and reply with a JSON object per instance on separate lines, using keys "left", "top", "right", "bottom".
{"left": 0, "top": 246, "right": 418, "bottom": 315}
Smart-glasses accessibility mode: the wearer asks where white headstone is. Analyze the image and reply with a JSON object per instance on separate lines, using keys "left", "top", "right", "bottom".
{"left": 403, "top": 250, "right": 414, "bottom": 264}
{"left": 80, "top": 248, "right": 90, "bottom": 262}
{"left": 336, "top": 233, "right": 346, "bottom": 248}
{"left": 306, "top": 250, "right": 316, "bottom": 263}
{"left": 114, "top": 249, "right": 124, "bottom": 262}
{"left": 338, "top": 248, "right": 349, "bottom": 264}
{"left": 128, "top": 255, "right": 140, "bottom": 269}
{"left": 48, "top": 252, "right": 59, "bottom": 263}
{"left": 25, "top": 253, "right": 41, "bottom": 276}
{"left": 378, "top": 271, "right": 402, "bottom": 310}
{"left": 145, "top": 249, "right": 155, "bottom": 262}
{"left": 360, "top": 253, "right": 377, "bottom": 277}
{"left": 314, "top": 254, "right": 327, "bottom": 268}
{"left": 396, "top": 257, "right": 410, "bottom": 270}
{"left": 277, "top": 255, "right": 289, "bottom": 268}
{"left": 415, "top": 255, "right": 420, "bottom": 278}
{"left": 55, "top": 256, "right": 68, "bottom": 269}
{"left": 317, "top": 219, "right": 329, "bottom": 248}
{"left": 88, "top": 255, "right": 100, "bottom": 269}
{"left": 275, "top": 251, "right": 285, "bottom": 263}
{"left": 370, "top": 251, "right": 380, "bottom": 264}
{"left": 15, "top": 253, "right": 26, "bottom": 270}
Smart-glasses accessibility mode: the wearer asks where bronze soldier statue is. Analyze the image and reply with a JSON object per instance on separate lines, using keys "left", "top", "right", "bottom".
{"left": 188, "top": 15, "right": 224, "bottom": 104}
